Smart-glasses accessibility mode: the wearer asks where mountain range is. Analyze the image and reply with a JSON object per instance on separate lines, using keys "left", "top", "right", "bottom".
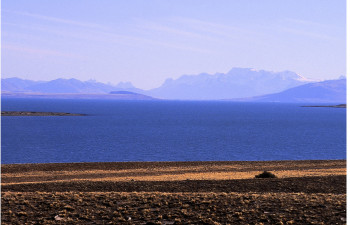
{"left": 234, "top": 79, "right": 346, "bottom": 103}
{"left": 1, "top": 68, "right": 346, "bottom": 102}
{"left": 148, "top": 68, "right": 313, "bottom": 100}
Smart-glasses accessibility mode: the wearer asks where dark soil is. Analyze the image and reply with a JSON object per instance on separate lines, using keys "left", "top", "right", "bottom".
{"left": 2, "top": 176, "right": 346, "bottom": 194}
{"left": 2, "top": 160, "right": 346, "bottom": 224}
{"left": 2, "top": 191, "right": 345, "bottom": 224}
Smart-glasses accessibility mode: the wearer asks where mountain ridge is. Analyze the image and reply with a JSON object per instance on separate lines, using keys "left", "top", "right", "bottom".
{"left": 231, "top": 79, "right": 346, "bottom": 103}
{"left": 2, "top": 67, "right": 344, "bottom": 102}
{"left": 147, "top": 68, "right": 314, "bottom": 100}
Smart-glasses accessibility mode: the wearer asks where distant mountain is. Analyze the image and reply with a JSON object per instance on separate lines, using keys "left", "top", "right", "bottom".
{"left": 2, "top": 92, "right": 155, "bottom": 100}
{"left": 114, "top": 82, "right": 135, "bottom": 89}
{"left": 1, "top": 78, "right": 145, "bottom": 95}
{"left": 26, "top": 78, "right": 117, "bottom": 93}
{"left": 1, "top": 77, "right": 43, "bottom": 92}
{"left": 1, "top": 67, "right": 322, "bottom": 101}
{"left": 110, "top": 91, "right": 139, "bottom": 95}
{"left": 113, "top": 82, "right": 146, "bottom": 95}
{"left": 148, "top": 68, "right": 314, "bottom": 100}
{"left": 235, "top": 79, "right": 346, "bottom": 103}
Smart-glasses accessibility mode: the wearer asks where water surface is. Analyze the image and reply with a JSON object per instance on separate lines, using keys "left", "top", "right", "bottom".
{"left": 1, "top": 99, "right": 346, "bottom": 164}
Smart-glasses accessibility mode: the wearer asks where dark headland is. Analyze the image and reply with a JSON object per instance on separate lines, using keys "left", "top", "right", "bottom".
{"left": 301, "top": 104, "right": 346, "bottom": 108}
{"left": 1, "top": 111, "right": 85, "bottom": 116}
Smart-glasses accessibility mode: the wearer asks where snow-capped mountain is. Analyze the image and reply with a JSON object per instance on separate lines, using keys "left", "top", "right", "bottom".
{"left": 147, "top": 68, "right": 314, "bottom": 100}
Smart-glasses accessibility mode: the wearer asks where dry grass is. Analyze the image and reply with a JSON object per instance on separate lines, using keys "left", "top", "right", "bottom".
{"left": 2, "top": 160, "right": 345, "bottom": 185}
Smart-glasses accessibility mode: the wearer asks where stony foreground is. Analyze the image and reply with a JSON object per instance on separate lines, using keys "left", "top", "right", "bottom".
{"left": 1, "top": 160, "right": 346, "bottom": 224}
{"left": 2, "top": 191, "right": 345, "bottom": 225}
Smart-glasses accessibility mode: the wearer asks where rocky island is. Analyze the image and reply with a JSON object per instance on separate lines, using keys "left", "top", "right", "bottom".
{"left": 1, "top": 111, "right": 85, "bottom": 116}
{"left": 301, "top": 104, "right": 346, "bottom": 108}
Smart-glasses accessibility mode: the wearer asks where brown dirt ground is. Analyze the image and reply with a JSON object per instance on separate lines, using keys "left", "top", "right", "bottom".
{"left": 1, "top": 160, "right": 346, "bottom": 224}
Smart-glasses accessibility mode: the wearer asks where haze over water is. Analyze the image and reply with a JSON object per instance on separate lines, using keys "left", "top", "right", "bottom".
{"left": 1, "top": 99, "right": 345, "bottom": 164}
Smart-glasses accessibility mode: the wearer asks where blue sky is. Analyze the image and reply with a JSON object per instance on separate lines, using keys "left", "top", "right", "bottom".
{"left": 2, "top": 0, "right": 346, "bottom": 89}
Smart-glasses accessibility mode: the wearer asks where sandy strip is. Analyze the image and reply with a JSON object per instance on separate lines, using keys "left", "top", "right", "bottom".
{"left": 2, "top": 167, "right": 345, "bottom": 185}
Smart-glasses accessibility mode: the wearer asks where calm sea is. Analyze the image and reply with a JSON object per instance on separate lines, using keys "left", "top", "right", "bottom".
{"left": 1, "top": 99, "right": 346, "bottom": 164}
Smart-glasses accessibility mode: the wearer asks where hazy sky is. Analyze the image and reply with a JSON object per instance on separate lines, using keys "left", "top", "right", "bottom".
{"left": 2, "top": 0, "right": 346, "bottom": 89}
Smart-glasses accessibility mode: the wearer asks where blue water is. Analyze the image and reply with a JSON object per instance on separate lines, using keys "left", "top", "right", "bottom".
{"left": 1, "top": 99, "right": 346, "bottom": 164}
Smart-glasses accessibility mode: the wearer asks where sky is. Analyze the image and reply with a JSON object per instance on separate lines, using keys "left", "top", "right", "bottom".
{"left": 1, "top": 0, "right": 346, "bottom": 89}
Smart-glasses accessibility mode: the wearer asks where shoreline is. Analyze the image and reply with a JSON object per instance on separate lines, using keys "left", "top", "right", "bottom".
{"left": 1, "top": 159, "right": 346, "bottom": 165}
{"left": 2, "top": 158, "right": 345, "bottom": 169}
